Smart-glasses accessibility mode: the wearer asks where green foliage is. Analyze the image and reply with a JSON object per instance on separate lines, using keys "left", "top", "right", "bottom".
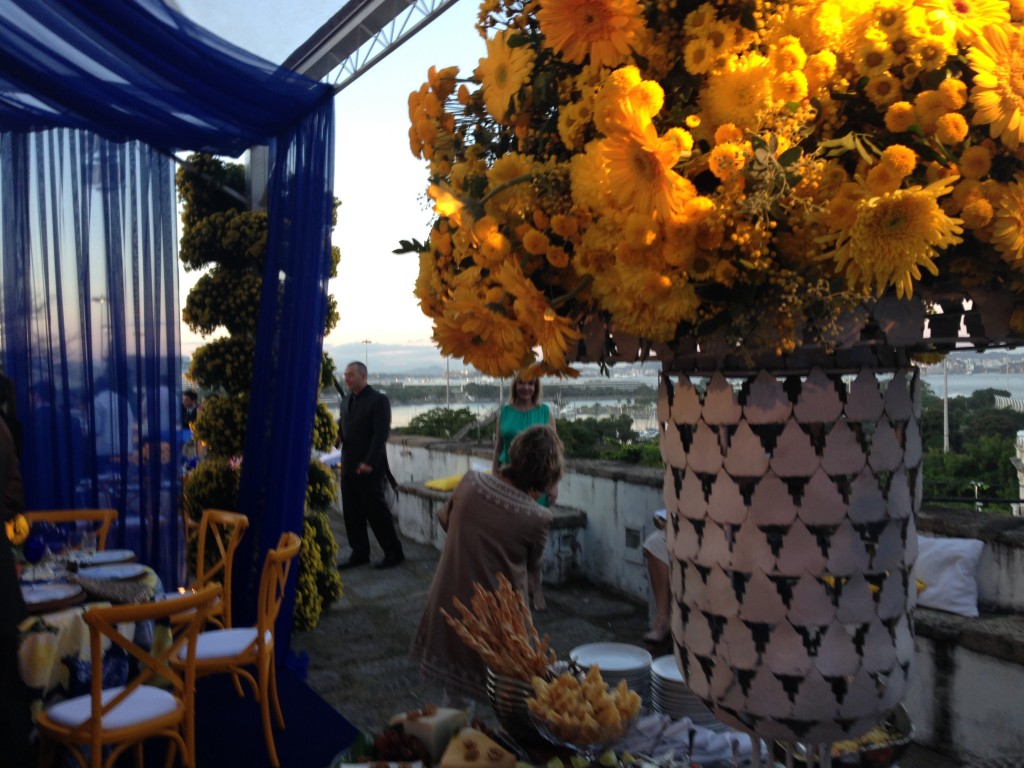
{"left": 181, "top": 457, "right": 241, "bottom": 526}
{"left": 320, "top": 354, "right": 337, "bottom": 391}
{"left": 556, "top": 415, "right": 638, "bottom": 459}
{"left": 403, "top": 407, "right": 478, "bottom": 437}
{"left": 306, "top": 459, "right": 337, "bottom": 510}
{"left": 193, "top": 394, "right": 248, "bottom": 458}
{"left": 604, "top": 441, "right": 663, "bottom": 467}
{"left": 324, "top": 293, "right": 339, "bottom": 335}
{"left": 182, "top": 267, "right": 262, "bottom": 336}
{"left": 294, "top": 509, "right": 344, "bottom": 631}
{"left": 189, "top": 336, "right": 256, "bottom": 394}
{"left": 175, "top": 153, "right": 246, "bottom": 231}
{"left": 178, "top": 209, "right": 268, "bottom": 272}
{"left": 919, "top": 386, "right": 1024, "bottom": 510}
{"left": 312, "top": 404, "right": 338, "bottom": 453}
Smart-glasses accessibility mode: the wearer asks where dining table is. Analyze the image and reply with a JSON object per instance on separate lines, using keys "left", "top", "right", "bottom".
{"left": 16, "top": 549, "right": 165, "bottom": 718}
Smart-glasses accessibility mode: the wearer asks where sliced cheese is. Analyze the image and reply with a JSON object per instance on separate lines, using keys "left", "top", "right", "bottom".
{"left": 389, "top": 706, "right": 467, "bottom": 762}
{"left": 440, "top": 727, "right": 515, "bottom": 768}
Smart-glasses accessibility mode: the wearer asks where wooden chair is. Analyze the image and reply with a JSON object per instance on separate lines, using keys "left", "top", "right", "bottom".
{"left": 35, "top": 583, "right": 221, "bottom": 768}
{"left": 173, "top": 532, "right": 301, "bottom": 768}
{"left": 192, "top": 509, "right": 249, "bottom": 629}
{"left": 24, "top": 508, "right": 118, "bottom": 550}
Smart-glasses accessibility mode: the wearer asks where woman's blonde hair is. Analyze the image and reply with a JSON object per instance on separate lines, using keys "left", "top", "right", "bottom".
{"left": 507, "top": 371, "right": 542, "bottom": 406}
{"left": 502, "top": 425, "right": 564, "bottom": 496}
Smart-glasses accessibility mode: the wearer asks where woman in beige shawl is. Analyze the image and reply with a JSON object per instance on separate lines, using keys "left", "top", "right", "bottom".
{"left": 411, "top": 425, "right": 564, "bottom": 703}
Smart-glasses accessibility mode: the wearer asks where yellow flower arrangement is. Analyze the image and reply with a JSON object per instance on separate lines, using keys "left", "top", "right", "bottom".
{"left": 404, "top": 0, "right": 1024, "bottom": 376}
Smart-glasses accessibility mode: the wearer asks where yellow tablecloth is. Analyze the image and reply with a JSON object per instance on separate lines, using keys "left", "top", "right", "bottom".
{"left": 17, "top": 565, "right": 163, "bottom": 717}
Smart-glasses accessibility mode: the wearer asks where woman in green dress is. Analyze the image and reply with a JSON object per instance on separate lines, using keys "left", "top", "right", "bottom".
{"left": 492, "top": 372, "right": 558, "bottom": 609}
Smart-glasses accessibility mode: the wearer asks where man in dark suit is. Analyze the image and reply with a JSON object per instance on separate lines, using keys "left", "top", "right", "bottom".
{"left": 337, "top": 361, "right": 405, "bottom": 570}
{"left": 0, "top": 418, "right": 33, "bottom": 767}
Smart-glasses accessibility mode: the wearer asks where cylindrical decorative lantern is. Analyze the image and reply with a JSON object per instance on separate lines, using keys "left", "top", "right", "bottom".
{"left": 659, "top": 366, "right": 920, "bottom": 746}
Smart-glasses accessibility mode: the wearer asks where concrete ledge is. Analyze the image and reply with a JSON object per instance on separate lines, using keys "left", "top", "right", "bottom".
{"left": 392, "top": 478, "right": 588, "bottom": 585}
{"left": 914, "top": 607, "right": 1024, "bottom": 667}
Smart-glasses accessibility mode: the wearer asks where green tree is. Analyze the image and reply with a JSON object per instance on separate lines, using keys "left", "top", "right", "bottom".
{"left": 403, "top": 407, "right": 478, "bottom": 437}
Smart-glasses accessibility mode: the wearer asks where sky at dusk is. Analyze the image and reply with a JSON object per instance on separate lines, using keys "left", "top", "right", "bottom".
{"left": 174, "top": 0, "right": 482, "bottom": 363}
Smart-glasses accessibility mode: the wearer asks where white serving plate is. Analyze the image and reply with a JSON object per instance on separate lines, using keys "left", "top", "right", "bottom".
{"left": 73, "top": 549, "right": 135, "bottom": 567}
{"left": 78, "top": 563, "right": 147, "bottom": 580}
{"left": 21, "top": 582, "right": 83, "bottom": 605}
{"left": 570, "top": 642, "right": 653, "bottom": 673}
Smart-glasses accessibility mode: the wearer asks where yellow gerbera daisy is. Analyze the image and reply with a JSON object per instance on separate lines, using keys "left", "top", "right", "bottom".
{"left": 993, "top": 180, "right": 1024, "bottom": 263}
{"left": 829, "top": 177, "right": 964, "bottom": 299}
{"left": 968, "top": 23, "right": 1024, "bottom": 149}
{"left": 600, "top": 122, "right": 696, "bottom": 219}
{"left": 537, "top": 0, "right": 645, "bottom": 70}
{"left": 475, "top": 29, "right": 535, "bottom": 123}
{"left": 923, "top": 0, "right": 1009, "bottom": 45}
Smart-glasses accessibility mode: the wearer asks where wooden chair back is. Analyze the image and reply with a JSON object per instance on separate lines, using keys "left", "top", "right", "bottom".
{"left": 195, "top": 509, "right": 248, "bottom": 627}
{"left": 24, "top": 508, "right": 118, "bottom": 550}
{"left": 256, "top": 531, "right": 302, "bottom": 643}
{"left": 36, "top": 583, "right": 220, "bottom": 768}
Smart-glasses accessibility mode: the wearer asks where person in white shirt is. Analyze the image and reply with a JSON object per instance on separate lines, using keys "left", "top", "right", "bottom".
{"left": 93, "top": 379, "right": 136, "bottom": 472}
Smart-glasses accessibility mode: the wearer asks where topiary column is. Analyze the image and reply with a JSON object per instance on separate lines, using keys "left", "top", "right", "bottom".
{"left": 177, "top": 153, "right": 342, "bottom": 629}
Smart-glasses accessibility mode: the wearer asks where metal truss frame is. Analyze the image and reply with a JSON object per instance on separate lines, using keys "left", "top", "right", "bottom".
{"left": 283, "top": 0, "right": 461, "bottom": 91}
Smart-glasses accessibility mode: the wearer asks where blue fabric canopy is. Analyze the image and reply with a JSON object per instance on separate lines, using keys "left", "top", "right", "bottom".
{"left": 0, "top": 0, "right": 335, "bottom": 641}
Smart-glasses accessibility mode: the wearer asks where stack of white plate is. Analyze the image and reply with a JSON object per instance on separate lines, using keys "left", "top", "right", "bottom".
{"left": 649, "top": 655, "right": 720, "bottom": 727}
{"left": 569, "top": 642, "right": 652, "bottom": 707}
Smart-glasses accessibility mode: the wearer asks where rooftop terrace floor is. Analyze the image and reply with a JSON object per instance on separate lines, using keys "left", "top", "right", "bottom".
{"left": 293, "top": 522, "right": 964, "bottom": 768}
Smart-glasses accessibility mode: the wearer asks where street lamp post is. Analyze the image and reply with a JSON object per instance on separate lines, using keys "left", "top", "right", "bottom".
{"left": 360, "top": 339, "right": 372, "bottom": 368}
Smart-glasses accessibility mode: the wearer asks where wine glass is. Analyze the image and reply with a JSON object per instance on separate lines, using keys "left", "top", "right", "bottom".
{"left": 528, "top": 710, "right": 632, "bottom": 761}
{"left": 22, "top": 533, "right": 47, "bottom": 582}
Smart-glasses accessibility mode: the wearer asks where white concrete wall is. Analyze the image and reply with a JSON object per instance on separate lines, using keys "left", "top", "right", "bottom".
{"left": 907, "top": 639, "right": 1024, "bottom": 762}
{"left": 386, "top": 437, "right": 663, "bottom": 599}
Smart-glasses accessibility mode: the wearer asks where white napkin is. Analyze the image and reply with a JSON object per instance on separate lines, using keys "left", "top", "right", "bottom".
{"left": 614, "top": 714, "right": 767, "bottom": 765}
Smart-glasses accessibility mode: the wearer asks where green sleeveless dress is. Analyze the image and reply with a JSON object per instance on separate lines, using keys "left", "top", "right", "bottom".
{"left": 497, "top": 403, "right": 553, "bottom": 506}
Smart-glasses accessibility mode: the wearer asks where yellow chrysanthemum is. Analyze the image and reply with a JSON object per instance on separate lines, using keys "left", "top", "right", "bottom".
{"left": 865, "top": 72, "right": 902, "bottom": 108}
{"left": 805, "top": 50, "right": 838, "bottom": 93}
{"left": 959, "top": 145, "right": 994, "bottom": 180}
{"left": 773, "top": 70, "right": 808, "bottom": 104}
{"left": 865, "top": 163, "right": 902, "bottom": 195}
{"left": 829, "top": 177, "right": 964, "bottom": 299}
{"left": 937, "top": 78, "right": 968, "bottom": 111}
{"left": 771, "top": 36, "right": 807, "bottom": 73}
{"left": 936, "top": 112, "right": 969, "bottom": 144}
{"left": 683, "top": 38, "right": 716, "bottom": 75}
{"left": 855, "top": 31, "right": 896, "bottom": 79}
{"left": 476, "top": 29, "right": 535, "bottom": 123}
{"left": 909, "top": 33, "right": 956, "bottom": 72}
{"left": 881, "top": 145, "right": 917, "bottom": 176}
{"left": 714, "top": 123, "right": 744, "bottom": 145}
{"left": 537, "top": 0, "right": 645, "bottom": 70}
{"left": 522, "top": 228, "right": 550, "bottom": 255}
{"left": 708, "top": 143, "right": 748, "bottom": 182}
{"left": 969, "top": 23, "right": 1024, "bottom": 149}
{"left": 546, "top": 245, "right": 570, "bottom": 268}
{"left": 486, "top": 152, "right": 536, "bottom": 216}
{"left": 700, "top": 53, "right": 773, "bottom": 133}
{"left": 992, "top": 180, "right": 1024, "bottom": 263}
{"left": 593, "top": 66, "right": 664, "bottom": 136}
{"left": 885, "top": 101, "right": 917, "bottom": 132}
{"left": 923, "top": 0, "right": 1010, "bottom": 45}
{"left": 961, "top": 198, "right": 995, "bottom": 229}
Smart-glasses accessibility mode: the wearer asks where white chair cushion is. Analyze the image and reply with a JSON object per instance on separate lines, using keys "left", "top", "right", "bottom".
{"left": 46, "top": 686, "right": 179, "bottom": 730}
{"left": 180, "top": 627, "right": 270, "bottom": 661}
{"left": 914, "top": 534, "right": 985, "bottom": 618}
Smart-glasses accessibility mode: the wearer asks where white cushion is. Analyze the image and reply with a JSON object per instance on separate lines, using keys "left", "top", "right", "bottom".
{"left": 179, "top": 627, "right": 270, "bottom": 661}
{"left": 914, "top": 535, "right": 985, "bottom": 618}
{"left": 46, "top": 686, "right": 178, "bottom": 730}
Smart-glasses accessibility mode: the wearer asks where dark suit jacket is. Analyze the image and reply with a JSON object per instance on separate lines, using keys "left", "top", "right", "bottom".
{"left": 0, "top": 419, "right": 26, "bottom": 634}
{"left": 339, "top": 385, "right": 392, "bottom": 480}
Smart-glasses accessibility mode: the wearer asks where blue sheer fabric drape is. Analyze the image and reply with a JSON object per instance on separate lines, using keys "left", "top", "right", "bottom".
{"left": 0, "top": 131, "right": 183, "bottom": 586}
{"left": 0, "top": 0, "right": 336, "bottom": 628}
